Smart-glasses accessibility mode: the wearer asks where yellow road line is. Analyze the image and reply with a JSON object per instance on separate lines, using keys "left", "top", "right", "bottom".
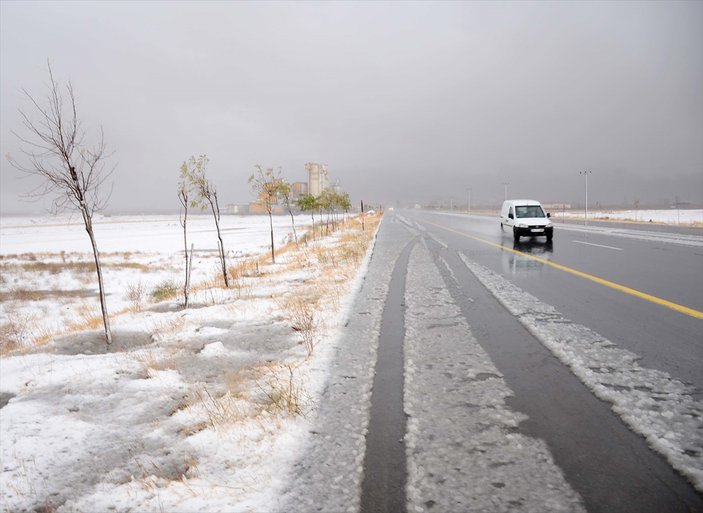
{"left": 423, "top": 220, "right": 703, "bottom": 320}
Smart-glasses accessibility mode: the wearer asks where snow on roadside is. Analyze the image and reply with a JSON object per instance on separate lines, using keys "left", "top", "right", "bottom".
{"left": 459, "top": 254, "right": 703, "bottom": 492}
{"left": 276, "top": 214, "right": 402, "bottom": 513}
{"left": 554, "top": 223, "right": 703, "bottom": 247}
{"left": 0, "top": 214, "right": 381, "bottom": 512}
{"left": 553, "top": 209, "right": 703, "bottom": 226}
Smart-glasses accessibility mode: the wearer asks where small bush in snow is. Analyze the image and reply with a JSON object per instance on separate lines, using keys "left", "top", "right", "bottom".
{"left": 151, "top": 280, "right": 179, "bottom": 302}
{"left": 283, "top": 296, "right": 318, "bottom": 357}
{"left": 126, "top": 281, "right": 147, "bottom": 311}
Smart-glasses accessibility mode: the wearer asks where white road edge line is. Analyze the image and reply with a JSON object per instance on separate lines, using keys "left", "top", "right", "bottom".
{"left": 572, "top": 240, "right": 623, "bottom": 251}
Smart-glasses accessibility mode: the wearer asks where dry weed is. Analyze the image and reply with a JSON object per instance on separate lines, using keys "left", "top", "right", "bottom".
{"left": 127, "top": 281, "right": 148, "bottom": 311}
{"left": 32, "top": 326, "right": 55, "bottom": 348}
{"left": 0, "top": 311, "right": 38, "bottom": 353}
{"left": 151, "top": 316, "right": 186, "bottom": 340}
{"left": 281, "top": 296, "right": 318, "bottom": 356}
{"left": 227, "top": 259, "right": 257, "bottom": 299}
{"left": 256, "top": 363, "right": 307, "bottom": 416}
{"left": 311, "top": 245, "right": 335, "bottom": 266}
{"left": 131, "top": 349, "right": 175, "bottom": 374}
{"left": 67, "top": 302, "right": 105, "bottom": 332}
{"left": 192, "top": 386, "right": 250, "bottom": 429}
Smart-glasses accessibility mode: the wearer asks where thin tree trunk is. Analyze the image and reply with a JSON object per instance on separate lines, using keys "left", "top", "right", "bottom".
{"left": 182, "top": 209, "right": 190, "bottom": 309}
{"left": 210, "top": 203, "right": 229, "bottom": 287}
{"left": 268, "top": 211, "right": 275, "bottom": 264}
{"left": 186, "top": 243, "right": 194, "bottom": 307}
{"left": 288, "top": 207, "right": 298, "bottom": 246}
{"left": 83, "top": 210, "right": 111, "bottom": 345}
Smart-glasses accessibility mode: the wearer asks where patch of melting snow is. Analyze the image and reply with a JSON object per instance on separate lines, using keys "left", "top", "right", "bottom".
{"left": 459, "top": 253, "right": 703, "bottom": 492}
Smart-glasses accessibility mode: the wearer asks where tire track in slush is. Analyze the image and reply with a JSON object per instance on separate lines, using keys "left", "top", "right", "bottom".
{"left": 360, "top": 238, "right": 416, "bottom": 513}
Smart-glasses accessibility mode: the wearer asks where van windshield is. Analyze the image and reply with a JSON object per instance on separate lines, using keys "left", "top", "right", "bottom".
{"left": 515, "top": 205, "right": 545, "bottom": 218}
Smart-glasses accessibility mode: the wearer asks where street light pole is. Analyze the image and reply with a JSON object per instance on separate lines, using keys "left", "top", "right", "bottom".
{"left": 503, "top": 182, "right": 509, "bottom": 201}
{"left": 466, "top": 188, "right": 472, "bottom": 216}
{"left": 579, "top": 171, "right": 592, "bottom": 226}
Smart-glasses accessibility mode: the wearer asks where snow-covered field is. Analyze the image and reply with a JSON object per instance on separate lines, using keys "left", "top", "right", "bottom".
{"left": 0, "top": 214, "right": 313, "bottom": 344}
{"left": 0, "top": 213, "right": 380, "bottom": 512}
{"left": 554, "top": 208, "right": 703, "bottom": 226}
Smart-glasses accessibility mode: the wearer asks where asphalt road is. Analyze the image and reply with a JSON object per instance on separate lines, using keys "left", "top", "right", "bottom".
{"left": 281, "top": 212, "right": 703, "bottom": 513}
{"left": 389, "top": 210, "right": 703, "bottom": 512}
{"left": 405, "top": 210, "right": 703, "bottom": 394}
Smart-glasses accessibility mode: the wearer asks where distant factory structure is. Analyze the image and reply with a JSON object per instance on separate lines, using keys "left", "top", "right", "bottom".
{"left": 226, "top": 162, "right": 335, "bottom": 215}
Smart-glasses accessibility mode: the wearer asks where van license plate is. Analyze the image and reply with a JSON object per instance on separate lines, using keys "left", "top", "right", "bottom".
{"left": 531, "top": 228, "right": 544, "bottom": 233}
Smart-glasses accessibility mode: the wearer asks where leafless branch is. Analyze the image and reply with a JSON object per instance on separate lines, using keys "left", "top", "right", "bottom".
{"left": 5, "top": 61, "right": 114, "bottom": 344}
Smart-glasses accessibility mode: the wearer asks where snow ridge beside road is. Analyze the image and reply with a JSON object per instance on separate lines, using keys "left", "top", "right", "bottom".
{"left": 554, "top": 223, "right": 703, "bottom": 247}
{"left": 459, "top": 254, "right": 703, "bottom": 492}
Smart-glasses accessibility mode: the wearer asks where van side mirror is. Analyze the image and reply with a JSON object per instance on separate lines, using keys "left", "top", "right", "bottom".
{"left": 547, "top": 212, "right": 551, "bottom": 218}
{"left": 508, "top": 213, "right": 514, "bottom": 219}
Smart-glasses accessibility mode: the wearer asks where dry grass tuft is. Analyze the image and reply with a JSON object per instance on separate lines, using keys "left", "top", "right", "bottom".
{"left": 1, "top": 311, "right": 37, "bottom": 354}
{"left": 150, "top": 316, "right": 186, "bottom": 341}
{"left": 191, "top": 385, "right": 251, "bottom": 429}
{"left": 227, "top": 259, "right": 258, "bottom": 299}
{"left": 256, "top": 363, "right": 307, "bottom": 416}
{"left": 281, "top": 296, "right": 318, "bottom": 356}
{"left": 67, "top": 302, "right": 105, "bottom": 332}
{"left": 132, "top": 349, "right": 176, "bottom": 374}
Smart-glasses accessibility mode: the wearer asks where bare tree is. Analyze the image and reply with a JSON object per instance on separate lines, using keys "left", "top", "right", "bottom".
{"left": 182, "top": 155, "right": 229, "bottom": 287}
{"left": 249, "top": 165, "right": 285, "bottom": 264}
{"left": 177, "top": 165, "right": 192, "bottom": 308}
{"left": 6, "top": 63, "right": 114, "bottom": 345}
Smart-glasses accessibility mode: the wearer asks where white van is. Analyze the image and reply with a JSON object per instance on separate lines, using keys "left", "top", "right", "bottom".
{"left": 500, "top": 199, "right": 553, "bottom": 241}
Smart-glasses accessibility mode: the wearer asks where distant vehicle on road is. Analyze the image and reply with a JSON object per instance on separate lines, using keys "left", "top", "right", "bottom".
{"left": 501, "top": 199, "right": 553, "bottom": 242}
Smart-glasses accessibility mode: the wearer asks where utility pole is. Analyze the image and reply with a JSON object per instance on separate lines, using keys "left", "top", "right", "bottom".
{"left": 466, "top": 188, "right": 472, "bottom": 216}
{"left": 503, "top": 182, "right": 509, "bottom": 201}
{"left": 579, "top": 171, "right": 592, "bottom": 226}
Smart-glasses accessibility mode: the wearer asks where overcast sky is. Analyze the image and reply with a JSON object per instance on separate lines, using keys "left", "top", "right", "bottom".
{"left": 1, "top": 0, "right": 701, "bottom": 214}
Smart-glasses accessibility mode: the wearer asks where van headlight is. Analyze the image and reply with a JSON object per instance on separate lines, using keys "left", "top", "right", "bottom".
{"left": 546, "top": 222, "right": 553, "bottom": 228}
{"left": 517, "top": 223, "right": 528, "bottom": 228}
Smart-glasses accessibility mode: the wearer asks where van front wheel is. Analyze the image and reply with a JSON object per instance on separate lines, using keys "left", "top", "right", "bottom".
{"left": 513, "top": 228, "right": 520, "bottom": 242}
